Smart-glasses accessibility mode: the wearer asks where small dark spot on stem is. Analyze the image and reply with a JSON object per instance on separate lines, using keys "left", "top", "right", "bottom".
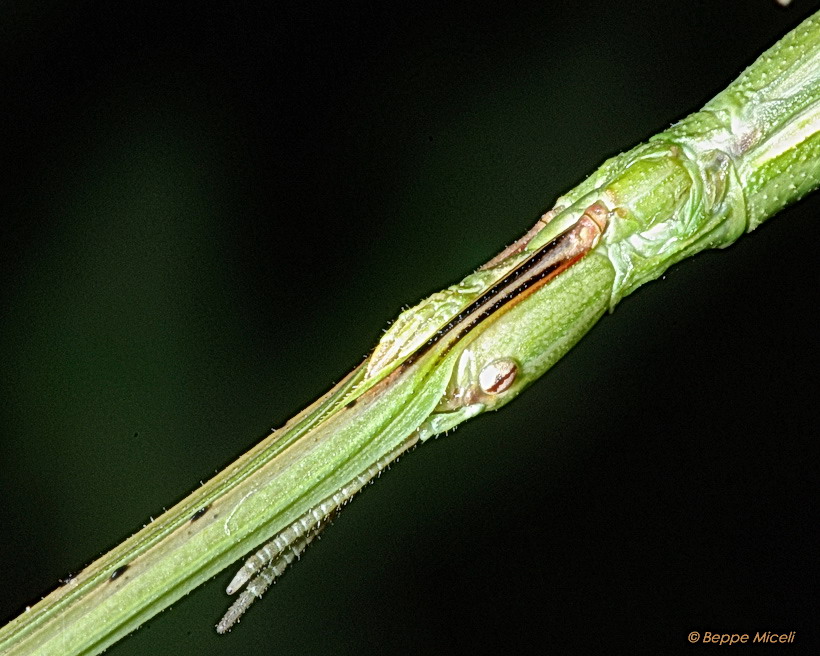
{"left": 110, "top": 565, "right": 129, "bottom": 581}
{"left": 190, "top": 506, "right": 209, "bottom": 522}
{"left": 345, "top": 398, "right": 357, "bottom": 409}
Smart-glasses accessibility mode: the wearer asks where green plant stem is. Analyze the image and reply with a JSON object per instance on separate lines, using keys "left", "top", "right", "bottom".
{"left": 2, "top": 11, "right": 820, "bottom": 656}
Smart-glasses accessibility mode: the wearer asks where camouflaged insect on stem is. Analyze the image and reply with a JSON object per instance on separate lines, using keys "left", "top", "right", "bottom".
{"left": 4, "top": 11, "right": 820, "bottom": 656}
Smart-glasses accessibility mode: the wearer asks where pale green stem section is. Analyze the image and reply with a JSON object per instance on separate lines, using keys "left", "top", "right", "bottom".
{"left": 3, "top": 12, "right": 820, "bottom": 656}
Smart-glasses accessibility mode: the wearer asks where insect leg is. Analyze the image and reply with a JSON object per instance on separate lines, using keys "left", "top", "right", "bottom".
{"left": 224, "top": 433, "right": 419, "bottom": 598}
{"left": 217, "top": 529, "right": 318, "bottom": 633}
{"left": 479, "top": 205, "right": 563, "bottom": 270}
{"left": 225, "top": 507, "right": 327, "bottom": 595}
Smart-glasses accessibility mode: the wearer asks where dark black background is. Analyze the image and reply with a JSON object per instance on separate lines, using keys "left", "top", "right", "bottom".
{"left": 1, "top": 1, "right": 818, "bottom": 654}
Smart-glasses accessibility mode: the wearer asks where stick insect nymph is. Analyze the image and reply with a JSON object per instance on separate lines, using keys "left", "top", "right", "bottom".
{"left": 217, "top": 201, "right": 610, "bottom": 631}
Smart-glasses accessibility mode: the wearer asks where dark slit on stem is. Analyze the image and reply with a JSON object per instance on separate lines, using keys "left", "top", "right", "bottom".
{"left": 190, "top": 506, "right": 209, "bottom": 522}
{"left": 110, "top": 564, "right": 129, "bottom": 581}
